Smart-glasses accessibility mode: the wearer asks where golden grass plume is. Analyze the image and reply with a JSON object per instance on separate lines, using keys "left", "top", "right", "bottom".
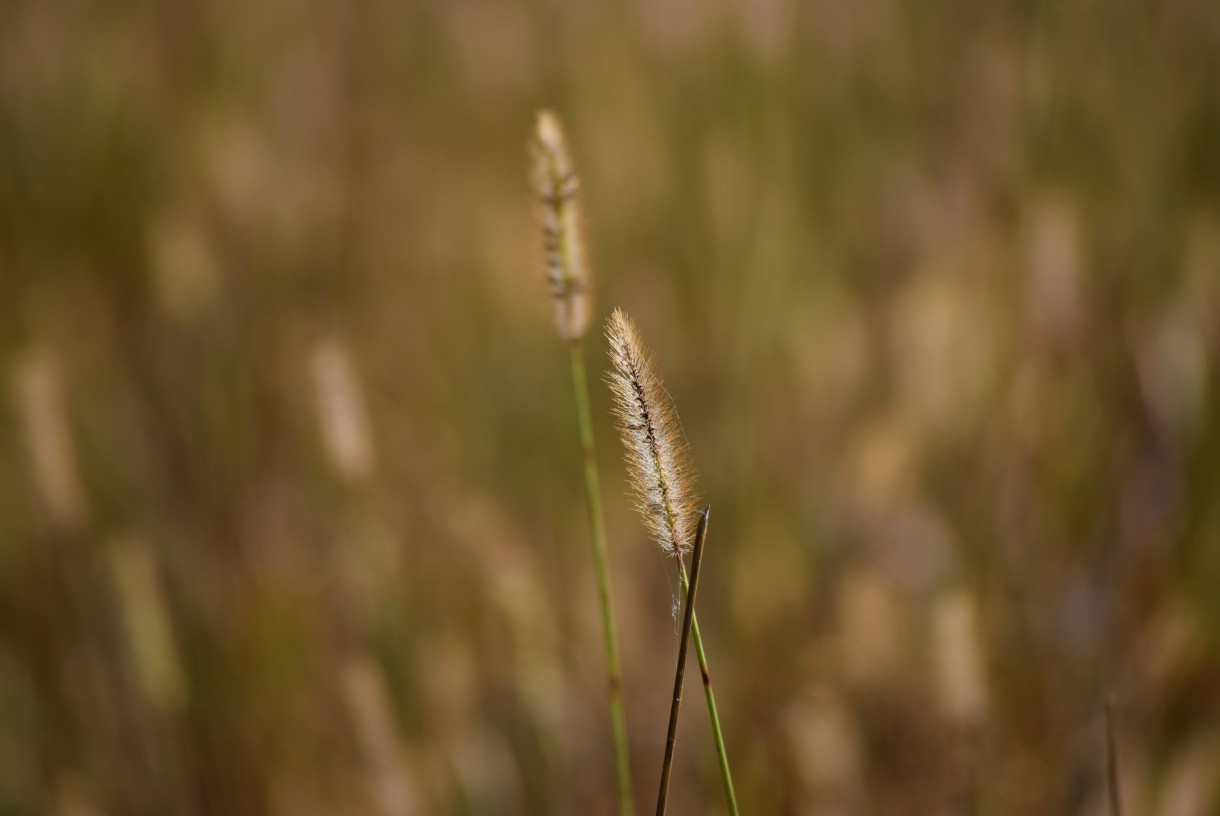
{"left": 606, "top": 308, "right": 698, "bottom": 557}
{"left": 531, "top": 109, "right": 591, "bottom": 340}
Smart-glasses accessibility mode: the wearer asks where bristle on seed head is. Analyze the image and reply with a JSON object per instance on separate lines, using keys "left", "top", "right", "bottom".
{"left": 531, "top": 110, "right": 591, "bottom": 340}
{"left": 606, "top": 309, "right": 698, "bottom": 557}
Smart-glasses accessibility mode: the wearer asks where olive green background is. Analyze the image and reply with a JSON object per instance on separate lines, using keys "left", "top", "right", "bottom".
{"left": 1, "top": 0, "right": 1219, "bottom": 813}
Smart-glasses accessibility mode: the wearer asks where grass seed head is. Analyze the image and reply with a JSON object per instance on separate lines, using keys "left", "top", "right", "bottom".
{"left": 531, "top": 109, "right": 591, "bottom": 340}
{"left": 606, "top": 309, "right": 698, "bottom": 557}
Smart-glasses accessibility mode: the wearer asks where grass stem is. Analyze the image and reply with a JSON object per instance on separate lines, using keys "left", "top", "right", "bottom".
{"left": 676, "top": 555, "right": 737, "bottom": 814}
{"left": 656, "top": 507, "right": 709, "bottom": 815}
{"left": 1105, "top": 696, "right": 1123, "bottom": 816}
{"left": 570, "top": 339, "right": 635, "bottom": 816}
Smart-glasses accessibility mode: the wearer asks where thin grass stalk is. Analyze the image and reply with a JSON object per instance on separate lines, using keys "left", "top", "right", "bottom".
{"left": 678, "top": 568, "right": 738, "bottom": 816}
{"left": 1105, "top": 697, "right": 1123, "bottom": 816}
{"left": 656, "top": 507, "right": 709, "bottom": 815}
{"left": 570, "top": 339, "right": 635, "bottom": 816}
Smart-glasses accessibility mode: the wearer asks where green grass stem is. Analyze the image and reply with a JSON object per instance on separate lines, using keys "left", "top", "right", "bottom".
{"left": 569, "top": 339, "right": 635, "bottom": 816}
{"left": 676, "top": 561, "right": 738, "bottom": 815}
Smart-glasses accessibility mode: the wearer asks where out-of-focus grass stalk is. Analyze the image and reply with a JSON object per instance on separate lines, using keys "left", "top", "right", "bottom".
{"left": 341, "top": 656, "right": 419, "bottom": 816}
{"left": 533, "top": 110, "right": 634, "bottom": 816}
{"left": 570, "top": 339, "right": 634, "bottom": 816}
{"left": 11, "top": 348, "right": 89, "bottom": 534}
{"left": 106, "top": 534, "right": 187, "bottom": 713}
{"left": 1105, "top": 697, "right": 1123, "bottom": 816}
{"left": 656, "top": 507, "right": 708, "bottom": 816}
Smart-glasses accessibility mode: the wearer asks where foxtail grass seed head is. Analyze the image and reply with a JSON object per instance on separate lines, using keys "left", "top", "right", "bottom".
{"left": 310, "top": 339, "right": 376, "bottom": 485}
{"left": 606, "top": 309, "right": 698, "bottom": 557}
{"left": 10, "top": 348, "right": 89, "bottom": 532}
{"left": 930, "top": 590, "right": 988, "bottom": 726}
{"left": 340, "top": 656, "right": 419, "bottom": 816}
{"left": 531, "top": 109, "right": 590, "bottom": 340}
{"left": 106, "top": 534, "right": 188, "bottom": 712}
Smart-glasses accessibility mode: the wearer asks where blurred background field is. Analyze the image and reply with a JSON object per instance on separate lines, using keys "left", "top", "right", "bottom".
{"left": 2, "top": 0, "right": 1220, "bottom": 813}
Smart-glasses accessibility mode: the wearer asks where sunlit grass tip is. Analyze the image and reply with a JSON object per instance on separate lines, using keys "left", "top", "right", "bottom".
{"left": 605, "top": 309, "right": 699, "bottom": 558}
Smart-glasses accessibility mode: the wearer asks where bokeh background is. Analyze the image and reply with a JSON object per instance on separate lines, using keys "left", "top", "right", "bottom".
{"left": 2, "top": 0, "right": 1220, "bottom": 813}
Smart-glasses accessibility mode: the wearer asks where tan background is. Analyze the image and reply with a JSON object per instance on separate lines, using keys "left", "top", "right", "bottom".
{"left": 1, "top": 0, "right": 1219, "bottom": 813}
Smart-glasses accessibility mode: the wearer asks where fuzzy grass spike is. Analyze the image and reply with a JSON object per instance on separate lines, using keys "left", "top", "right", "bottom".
{"left": 606, "top": 309, "right": 698, "bottom": 558}
{"left": 532, "top": 109, "right": 591, "bottom": 340}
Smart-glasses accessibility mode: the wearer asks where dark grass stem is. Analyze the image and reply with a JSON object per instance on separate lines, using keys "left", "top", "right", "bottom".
{"left": 1105, "top": 697, "right": 1123, "bottom": 816}
{"left": 570, "top": 339, "right": 635, "bottom": 816}
{"left": 656, "top": 507, "right": 709, "bottom": 815}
